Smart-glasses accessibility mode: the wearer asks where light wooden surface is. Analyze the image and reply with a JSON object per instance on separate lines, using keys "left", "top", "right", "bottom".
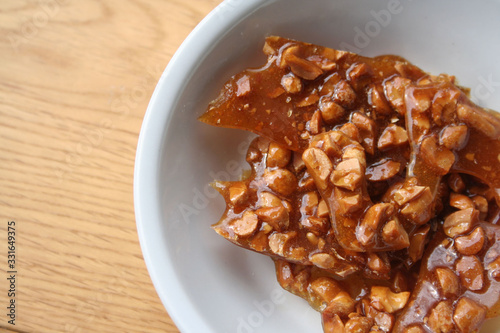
{"left": 0, "top": 0, "right": 223, "bottom": 332}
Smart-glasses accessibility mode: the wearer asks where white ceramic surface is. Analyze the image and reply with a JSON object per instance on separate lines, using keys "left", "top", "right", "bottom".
{"left": 134, "top": 0, "right": 500, "bottom": 332}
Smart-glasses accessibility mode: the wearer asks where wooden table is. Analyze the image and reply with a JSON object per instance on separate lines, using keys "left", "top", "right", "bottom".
{"left": 0, "top": 1, "right": 222, "bottom": 331}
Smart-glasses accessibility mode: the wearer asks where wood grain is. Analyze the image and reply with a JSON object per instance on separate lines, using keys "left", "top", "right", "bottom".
{"left": 0, "top": 0, "right": 222, "bottom": 332}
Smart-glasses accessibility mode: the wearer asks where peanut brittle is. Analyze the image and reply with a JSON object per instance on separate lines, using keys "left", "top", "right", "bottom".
{"left": 275, "top": 259, "right": 416, "bottom": 333}
{"left": 393, "top": 221, "right": 500, "bottom": 333}
{"left": 200, "top": 36, "right": 500, "bottom": 332}
{"left": 275, "top": 185, "right": 500, "bottom": 333}
{"left": 200, "top": 35, "right": 427, "bottom": 151}
{"left": 213, "top": 136, "right": 391, "bottom": 279}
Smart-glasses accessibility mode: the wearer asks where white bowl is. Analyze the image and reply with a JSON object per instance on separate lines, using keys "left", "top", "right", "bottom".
{"left": 134, "top": 0, "right": 500, "bottom": 332}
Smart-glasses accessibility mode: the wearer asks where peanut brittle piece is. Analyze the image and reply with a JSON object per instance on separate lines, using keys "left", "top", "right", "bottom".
{"left": 213, "top": 136, "right": 371, "bottom": 278}
{"left": 202, "top": 36, "right": 500, "bottom": 255}
{"left": 404, "top": 81, "right": 500, "bottom": 205}
{"left": 201, "top": 35, "right": 500, "bottom": 333}
{"left": 199, "top": 36, "right": 426, "bottom": 151}
{"left": 393, "top": 220, "right": 500, "bottom": 333}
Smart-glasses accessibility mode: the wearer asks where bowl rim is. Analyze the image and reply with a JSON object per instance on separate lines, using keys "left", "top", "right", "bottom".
{"left": 133, "top": 1, "right": 269, "bottom": 332}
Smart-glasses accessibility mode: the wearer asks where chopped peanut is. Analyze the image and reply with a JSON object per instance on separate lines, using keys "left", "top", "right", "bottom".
{"left": 435, "top": 267, "right": 460, "bottom": 297}
{"left": 472, "top": 195, "right": 489, "bottom": 216}
{"left": 399, "top": 186, "right": 434, "bottom": 225}
{"left": 443, "top": 208, "right": 479, "bottom": 238}
{"left": 323, "top": 314, "right": 345, "bottom": 333}
{"left": 263, "top": 168, "right": 297, "bottom": 196}
{"left": 324, "top": 291, "right": 356, "bottom": 318}
{"left": 344, "top": 316, "right": 373, "bottom": 333}
{"left": 230, "top": 211, "right": 259, "bottom": 237}
{"left": 310, "top": 253, "right": 340, "bottom": 270}
{"left": 300, "top": 191, "right": 319, "bottom": 215}
{"left": 301, "top": 216, "right": 329, "bottom": 234}
{"left": 366, "top": 253, "right": 391, "bottom": 277}
{"left": 310, "top": 277, "right": 343, "bottom": 304}
{"left": 320, "top": 95, "right": 346, "bottom": 124}
{"left": 439, "top": 124, "right": 468, "bottom": 150}
{"left": 267, "top": 142, "right": 292, "bottom": 168}
{"left": 229, "top": 183, "right": 248, "bottom": 205}
{"left": 357, "top": 203, "right": 395, "bottom": 246}
{"left": 283, "top": 48, "right": 324, "bottom": 80}
{"left": 449, "top": 192, "right": 474, "bottom": 210}
{"left": 384, "top": 76, "right": 411, "bottom": 115}
{"left": 427, "top": 301, "right": 454, "bottom": 333}
{"left": 331, "top": 158, "right": 364, "bottom": 191}
{"left": 335, "top": 188, "right": 363, "bottom": 214}
{"left": 339, "top": 122, "right": 361, "bottom": 143}
{"left": 308, "top": 110, "right": 323, "bottom": 135}
{"left": 393, "top": 185, "right": 427, "bottom": 206}
{"left": 351, "top": 112, "right": 377, "bottom": 155}
{"left": 333, "top": 80, "right": 357, "bottom": 107}
{"left": 453, "top": 297, "right": 486, "bottom": 333}
{"left": 259, "top": 191, "right": 283, "bottom": 208}
{"left": 448, "top": 173, "right": 466, "bottom": 193}
{"left": 317, "top": 199, "right": 329, "bottom": 218}
{"left": 431, "top": 87, "right": 459, "bottom": 125}
{"left": 408, "top": 225, "right": 430, "bottom": 264}
{"left": 366, "top": 159, "right": 401, "bottom": 182}
{"left": 369, "top": 84, "right": 392, "bottom": 116}
{"left": 455, "top": 255, "right": 484, "bottom": 291}
{"left": 454, "top": 226, "right": 485, "bottom": 255}
{"left": 377, "top": 124, "right": 408, "bottom": 150}
{"left": 419, "top": 135, "right": 455, "bottom": 175}
{"left": 269, "top": 231, "right": 296, "bottom": 256}
{"left": 255, "top": 206, "right": 289, "bottom": 231}
{"left": 347, "top": 62, "right": 373, "bottom": 83}
{"left": 382, "top": 219, "right": 410, "bottom": 249}
{"left": 281, "top": 72, "right": 302, "bottom": 93}
{"left": 303, "top": 148, "right": 333, "bottom": 191}
{"left": 369, "top": 286, "right": 410, "bottom": 313}
{"left": 342, "top": 146, "right": 366, "bottom": 167}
